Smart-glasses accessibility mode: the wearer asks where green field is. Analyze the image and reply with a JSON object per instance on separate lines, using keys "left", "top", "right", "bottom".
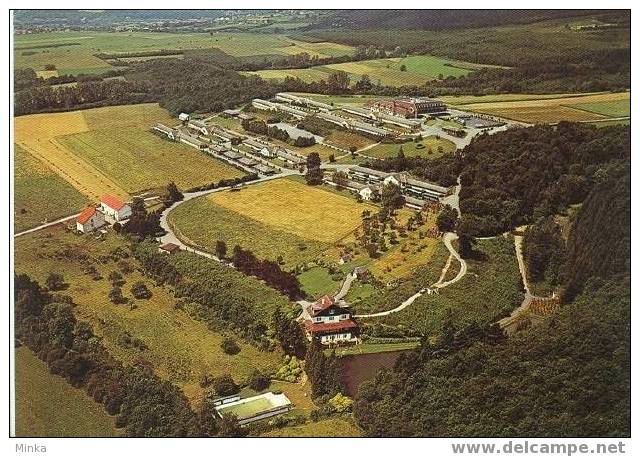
{"left": 568, "top": 99, "right": 630, "bottom": 118}
{"left": 218, "top": 397, "right": 274, "bottom": 420}
{"left": 14, "top": 144, "right": 88, "bottom": 232}
{"left": 331, "top": 341, "right": 421, "bottom": 356}
{"left": 14, "top": 31, "right": 353, "bottom": 75}
{"left": 168, "top": 178, "right": 375, "bottom": 267}
{"left": 14, "top": 229, "right": 283, "bottom": 404}
{"left": 297, "top": 266, "right": 343, "bottom": 297}
{"left": 57, "top": 127, "right": 244, "bottom": 194}
{"left": 249, "top": 54, "right": 498, "bottom": 87}
{"left": 15, "top": 346, "right": 118, "bottom": 437}
{"left": 363, "top": 136, "right": 457, "bottom": 159}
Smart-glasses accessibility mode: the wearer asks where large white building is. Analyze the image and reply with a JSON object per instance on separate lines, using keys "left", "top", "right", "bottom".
{"left": 100, "top": 195, "right": 132, "bottom": 222}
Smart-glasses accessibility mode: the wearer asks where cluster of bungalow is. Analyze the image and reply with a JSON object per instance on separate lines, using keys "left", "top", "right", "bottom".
{"left": 252, "top": 97, "right": 391, "bottom": 138}
{"left": 300, "top": 295, "right": 358, "bottom": 345}
{"left": 76, "top": 195, "right": 132, "bottom": 234}
{"left": 327, "top": 166, "right": 448, "bottom": 209}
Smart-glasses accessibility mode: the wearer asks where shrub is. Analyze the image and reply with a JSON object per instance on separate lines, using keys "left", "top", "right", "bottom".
{"left": 211, "top": 374, "right": 239, "bottom": 397}
{"left": 248, "top": 370, "right": 271, "bottom": 391}
{"left": 108, "top": 286, "right": 126, "bottom": 304}
{"left": 45, "top": 273, "right": 65, "bottom": 291}
{"left": 328, "top": 392, "right": 354, "bottom": 413}
{"left": 221, "top": 337, "right": 241, "bottom": 355}
{"left": 130, "top": 281, "right": 152, "bottom": 300}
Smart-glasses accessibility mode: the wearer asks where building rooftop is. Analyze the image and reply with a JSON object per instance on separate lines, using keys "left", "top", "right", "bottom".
{"left": 304, "top": 319, "right": 358, "bottom": 333}
{"left": 77, "top": 206, "right": 97, "bottom": 224}
{"left": 101, "top": 195, "right": 126, "bottom": 211}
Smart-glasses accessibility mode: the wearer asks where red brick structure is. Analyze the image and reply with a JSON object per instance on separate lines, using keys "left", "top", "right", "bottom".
{"left": 365, "top": 97, "right": 447, "bottom": 118}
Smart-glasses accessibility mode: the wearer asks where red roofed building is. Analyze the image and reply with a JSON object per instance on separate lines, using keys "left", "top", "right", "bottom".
{"left": 76, "top": 206, "right": 106, "bottom": 233}
{"left": 303, "top": 295, "right": 358, "bottom": 345}
{"left": 100, "top": 195, "right": 132, "bottom": 222}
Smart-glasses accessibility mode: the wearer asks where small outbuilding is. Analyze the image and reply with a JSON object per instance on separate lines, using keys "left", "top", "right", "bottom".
{"left": 159, "top": 243, "right": 181, "bottom": 254}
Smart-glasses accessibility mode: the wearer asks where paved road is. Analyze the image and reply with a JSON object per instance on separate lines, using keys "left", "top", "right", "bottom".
{"left": 355, "top": 231, "right": 467, "bottom": 318}
{"left": 334, "top": 271, "right": 357, "bottom": 301}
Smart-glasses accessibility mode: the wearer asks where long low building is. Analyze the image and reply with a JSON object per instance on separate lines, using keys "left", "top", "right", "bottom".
{"left": 179, "top": 133, "right": 207, "bottom": 150}
{"left": 318, "top": 111, "right": 350, "bottom": 129}
{"left": 351, "top": 120, "right": 389, "bottom": 137}
{"left": 252, "top": 98, "right": 278, "bottom": 111}
{"left": 341, "top": 106, "right": 377, "bottom": 120}
{"left": 277, "top": 92, "right": 333, "bottom": 111}
{"left": 153, "top": 123, "right": 176, "bottom": 140}
{"left": 348, "top": 165, "right": 447, "bottom": 201}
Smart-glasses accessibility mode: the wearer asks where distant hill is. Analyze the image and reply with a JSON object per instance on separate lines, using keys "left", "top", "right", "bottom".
{"left": 308, "top": 9, "right": 627, "bottom": 31}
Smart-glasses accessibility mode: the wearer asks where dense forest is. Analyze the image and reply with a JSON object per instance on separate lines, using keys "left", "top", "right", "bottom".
{"left": 353, "top": 155, "right": 630, "bottom": 437}
{"left": 369, "top": 124, "right": 630, "bottom": 238}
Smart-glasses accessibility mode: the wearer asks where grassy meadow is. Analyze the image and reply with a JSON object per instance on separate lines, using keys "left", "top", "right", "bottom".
{"left": 377, "top": 236, "right": 525, "bottom": 335}
{"left": 248, "top": 54, "right": 498, "bottom": 87}
{"left": 14, "top": 346, "right": 118, "bottom": 437}
{"left": 14, "top": 228, "right": 283, "bottom": 404}
{"left": 261, "top": 418, "right": 361, "bottom": 437}
{"left": 14, "top": 144, "right": 88, "bottom": 232}
{"left": 363, "top": 136, "right": 456, "bottom": 160}
{"left": 168, "top": 178, "right": 375, "bottom": 267}
{"left": 458, "top": 91, "right": 630, "bottom": 124}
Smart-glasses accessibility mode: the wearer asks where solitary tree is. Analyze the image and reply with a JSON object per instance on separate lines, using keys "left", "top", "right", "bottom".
{"left": 215, "top": 240, "right": 227, "bottom": 259}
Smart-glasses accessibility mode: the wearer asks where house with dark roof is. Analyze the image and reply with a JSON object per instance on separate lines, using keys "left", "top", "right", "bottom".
{"left": 76, "top": 206, "right": 106, "bottom": 233}
{"left": 302, "top": 295, "right": 358, "bottom": 345}
{"left": 159, "top": 243, "right": 181, "bottom": 254}
{"left": 100, "top": 195, "right": 132, "bottom": 222}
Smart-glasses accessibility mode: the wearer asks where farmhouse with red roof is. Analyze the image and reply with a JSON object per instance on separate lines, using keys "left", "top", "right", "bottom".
{"left": 76, "top": 206, "right": 106, "bottom": 233}
{"left": 100, "top": 195, "right": 132, "bottom": 222}
{"left": 302, "top": 295, "right": 358, "bottom": 345}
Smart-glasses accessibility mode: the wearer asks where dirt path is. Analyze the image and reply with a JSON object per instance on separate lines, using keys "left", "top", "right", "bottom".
{"left": 355, "top": 232, "right": 467, "bottom": 318}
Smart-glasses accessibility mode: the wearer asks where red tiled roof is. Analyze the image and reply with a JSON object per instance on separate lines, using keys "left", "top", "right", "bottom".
{"left": 101, "top": 195, "right": 125, "bottom": 211}
{"left": 305, "top": 319, "right": 357, "bottom": 333}
{"left": 77, "top": 206, "right": 97, "bottom": 224}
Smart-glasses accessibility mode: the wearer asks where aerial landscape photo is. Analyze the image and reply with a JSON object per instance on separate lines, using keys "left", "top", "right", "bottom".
{"left": 11, "top": 8, "right": 631, "bottom": 441}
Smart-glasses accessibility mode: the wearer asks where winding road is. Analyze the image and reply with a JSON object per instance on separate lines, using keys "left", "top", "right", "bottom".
{"left": 355, "top": 232, "right": 467, "bottom": 318}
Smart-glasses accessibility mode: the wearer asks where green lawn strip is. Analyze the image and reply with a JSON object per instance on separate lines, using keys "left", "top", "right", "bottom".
{"left": 331, "top": 341, "right": 420, "bottom": 357}
{"left": 565, "top": 99, "right": 630, "bottom": 118}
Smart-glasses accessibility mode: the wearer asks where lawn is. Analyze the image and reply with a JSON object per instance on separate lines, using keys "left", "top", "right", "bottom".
{"left": 331, "top": 341, "right": 421, "bottom": 356}
{"left": 459, "top": 91, "right": 630, "bottom": 124}
{"left": 168, "top": 178, "right": 375, "bottom": 266}
{"left": 15, "top": 31, "right": 353, "bottom": 74}
{"left": 14, "top": 229, "right": 282, "bottom": 404}
{"left": 363, "top": 136, "right": 456, "bottom": 160}
{"left": 261, "top": 418, "right": 361, "bottom": 437}
{"left": 568, "top": 98, "right": 630, "bottom": 118}
{"left": 14, "top": 144, "right": 88, "bottom": 232}
{"left": 297, "top": 266, "right": 343, "bottom": 297}
{"left": 15, "top": 104, "right": 243, "bottom": 200}
{"left": 14, "top": 346, "right": 118, "bottom": 437}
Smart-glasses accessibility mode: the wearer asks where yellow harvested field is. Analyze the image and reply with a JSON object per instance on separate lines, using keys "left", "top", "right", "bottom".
{"left": 15, "top": 110, "right": 128, "bottom": 200}
{"left": 208, "top": 178, "right": 370, "bottom": 243}
{"left": 35, "top": 70, "right": 59, "bottom": 79}
{"left": 461, "top": 92, "right": 629, "bottom": 124}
